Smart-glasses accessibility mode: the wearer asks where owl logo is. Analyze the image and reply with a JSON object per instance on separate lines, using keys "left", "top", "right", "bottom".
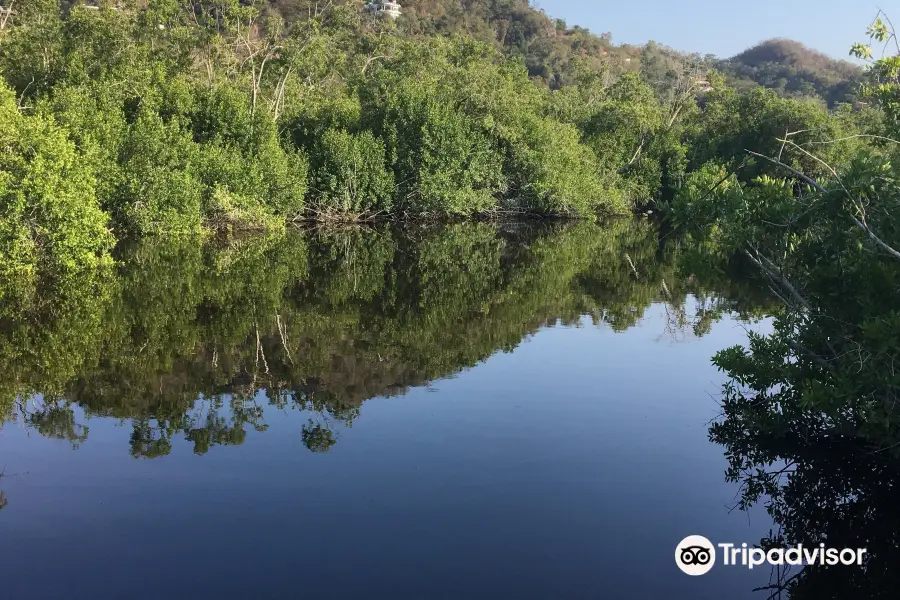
{"left": 680, "top": 545, "right": 712, "bottom": 566}
{"left": 675, "top": 535, "right": 716, "bottom": 575}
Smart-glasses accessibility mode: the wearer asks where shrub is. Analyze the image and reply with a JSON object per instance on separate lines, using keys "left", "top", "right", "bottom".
{"left": 37, "top": 83, "right": 128, "bottom": 205}
{"left": 116, "top": 110, "right": 205, "bottom": 234}
{"left": 503, "top": 113, "right": 624, "bottom": 217}
{"left": 0, "top": 83, "right": 113, "bottom": 287}
{"left": 309, "top": 128, "right": 394, "bottom": 218}
{"left": 197, "top": 141, "right": 307, "bottom": 230}
{"left": 378, "top": 85, "right": 505, "bottom": 216}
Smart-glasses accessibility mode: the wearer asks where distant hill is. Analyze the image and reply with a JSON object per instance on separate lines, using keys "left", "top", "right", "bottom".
{"left": 269, "top": 2, "right": 860, "bottom": 105}
{"left": 393, "top": 7, "right": 863, "bottom": 105}
{"left": 717, "top": 38, "right": 862, "bottom": 106}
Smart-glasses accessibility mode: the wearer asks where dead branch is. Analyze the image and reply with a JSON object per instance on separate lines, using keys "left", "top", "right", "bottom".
{"left": 744, "top": 150, "right": 825, "bottom": 193}
{"left": 625, "top": 253, "right": 639, "bottom": 278}
{"left": 362, "top": 54, "right": 387, "bottom": 75}
{"left": 0, "top": 0, "right": 14, "bottom": 32}
{"left": 747, "top": 149, "right": 900, "bottom": 262}
{"left": 849, "top": 213, "right": 900, "bottom": 261}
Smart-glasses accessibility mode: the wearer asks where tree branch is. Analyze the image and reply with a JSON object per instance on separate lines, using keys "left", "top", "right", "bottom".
{"left": 849, "top": 213, "right": 900, "bottom": 261}
{"left": 744, "top": 150, "right": 825, "bottom": 193}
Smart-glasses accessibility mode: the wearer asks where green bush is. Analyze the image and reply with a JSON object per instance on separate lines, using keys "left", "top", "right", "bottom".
{"left": 309, "top": 128, "right": 394, "bottom": 218}
{"left": 250, "top": 139, "right": 308, "bottom": 220}
{"left": 197, "top": 141, "right": 307, "bottom": 231}
{"left": 504, "top": 113, "right": 623, "bottom": 217}
{"left": 190, "top": 85, "right": 257, "bottom": 147}
{"left": 360, "top": 37, "right": 627, "bottom": 218}
{"left": 375, "top": 78, "right": 506, "bottom": 216}
{"left": 190, "top": 85, "right": 308, "bottom": 226}
{"left": 0, "top": 84, "right": 113, "bottom": 286}
{"left": 688, "top": 86, "right": 856, "bottom": 181}
{"left": 37, "top": 83, "right": 128, "bottom": 205}
{"left": 204, "top": 186, "right": 284, "bottom": 233}
{"left": 116, "top": 110, "right": 205, "bottom": 234}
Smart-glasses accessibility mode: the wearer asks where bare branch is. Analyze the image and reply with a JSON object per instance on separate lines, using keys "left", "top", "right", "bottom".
{"left": 803, "top": 134, "right": 900, "bottom": 146}
{"left": 749, "top": 147, "right": 900, "bottom": 262}
{"left": 744, "top": 150, "right": 825, "bottom": 193}
{"left": 849, "top": 213, "right": 900, "bottom": 261}
{"left": 361, "top": 55, "right": 386, "bottom": 75}
{"left": 0, "top": 0, "right": 14, "bottom": 32}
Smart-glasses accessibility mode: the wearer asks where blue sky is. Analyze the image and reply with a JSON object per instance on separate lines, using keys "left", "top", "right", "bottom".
{"left": 538, "top": 0, "right": 880, "bottom": 59}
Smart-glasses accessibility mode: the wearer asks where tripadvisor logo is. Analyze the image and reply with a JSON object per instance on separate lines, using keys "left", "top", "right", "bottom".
{"left": 675, "top": 535, "right": 868, "bottom": 575}
{"left": 675, "top": 535, "right": 716, "bottom": 576}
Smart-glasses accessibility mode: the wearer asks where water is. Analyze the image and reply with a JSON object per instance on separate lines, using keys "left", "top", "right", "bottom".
{"left": 0, "top": 221, "right": 779, "bottom": 599}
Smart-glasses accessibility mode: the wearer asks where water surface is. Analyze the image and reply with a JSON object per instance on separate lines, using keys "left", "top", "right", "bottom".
{"left": 0, "top": 221, "right": 777, "bottom": 599}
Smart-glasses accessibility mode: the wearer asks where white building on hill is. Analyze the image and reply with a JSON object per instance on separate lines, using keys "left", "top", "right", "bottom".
{"left": 366, "top": 1, "right": 402, "bottom": 19}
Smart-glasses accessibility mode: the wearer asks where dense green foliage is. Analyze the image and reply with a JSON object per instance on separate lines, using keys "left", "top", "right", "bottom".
{"left": 319, "top": 0, "right": 638, "bottom": 88}
{"left": 698, "top": 158, "right": 900, "bottom": 596}
{"left": 1, "top": 0, "right": 881, "bottom": 278}
{"left": 0, "top": 0, "right": 651, "bottom": 269}
{"left": 308, "top": 128, "right": 394, "bottom": 217}
{"left": 0, "top": 83, "right": 113, "bottom": 290}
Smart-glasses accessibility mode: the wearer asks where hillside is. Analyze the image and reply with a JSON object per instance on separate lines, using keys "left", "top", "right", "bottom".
{"left": 269, "top": 0, "right": 645, "bottom": 87}
{"left": 717, "top": 38, "right": 862, "bottom": 106}
{"left": 379, "top": 4, "right": 860, "bottom": 106}
{"left": 267, "top": 2, "right": 858, "bottom": 106}
{"left": 397, "top": 0, "right": 644, "bottom": 86}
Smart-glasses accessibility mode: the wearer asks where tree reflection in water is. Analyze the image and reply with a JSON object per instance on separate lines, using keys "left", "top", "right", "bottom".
{"left": 0, "top": 220, "right": 769, "bottom": 509}
{"left": 711, "top": 378, "right": 900, "bottom": 599}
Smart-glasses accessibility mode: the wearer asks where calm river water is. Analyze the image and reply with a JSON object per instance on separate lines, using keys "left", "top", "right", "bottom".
{"left": 0, "top": 221, "right": 782, "bottom": 599}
